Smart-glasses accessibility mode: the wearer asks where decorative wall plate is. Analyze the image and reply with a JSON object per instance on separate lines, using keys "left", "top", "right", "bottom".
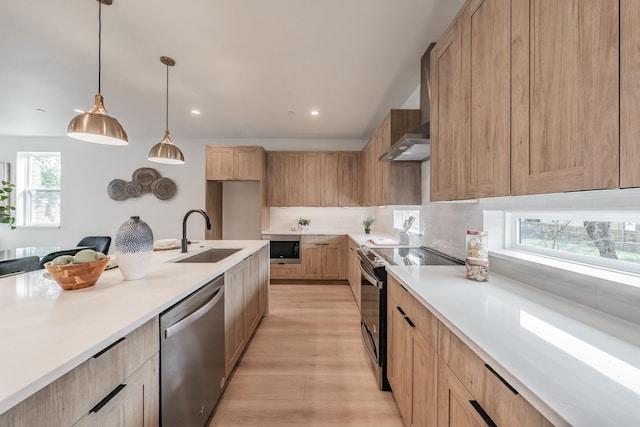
{"left": 151, "top": 177, "right": 176, "bottom": 200}
{"left": 108, "top": 169, "right": 177, "bottom": 201}
{"left": 132, "top": 168, "right": 161, "bottom": 193}
{"left": 107, "top": 179, "right": 127, "bottom": 201}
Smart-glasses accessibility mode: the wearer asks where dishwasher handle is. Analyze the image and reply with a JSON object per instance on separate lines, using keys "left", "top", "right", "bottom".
{"left": 164, "top": 286, "right": 224, "bottom": 339}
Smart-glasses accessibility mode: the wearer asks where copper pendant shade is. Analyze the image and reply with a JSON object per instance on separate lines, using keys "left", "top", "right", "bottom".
{"left": 148, "top": 56, "right": 185, "bottom": 165}
{"left": 68, "top": 0, "right": 128, "bottom": 145}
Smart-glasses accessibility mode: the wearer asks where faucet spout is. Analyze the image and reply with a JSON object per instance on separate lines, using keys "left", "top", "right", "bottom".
{"left": 181, "top": 209, "right": 212, "bottom": 253}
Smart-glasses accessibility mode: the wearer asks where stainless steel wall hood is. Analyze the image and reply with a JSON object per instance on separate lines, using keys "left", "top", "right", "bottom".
{"left": 381, "top": 43, "right": 435, "bottom": 162}
{"left": 379, "top": 122, "right": 430, "bottom": 161}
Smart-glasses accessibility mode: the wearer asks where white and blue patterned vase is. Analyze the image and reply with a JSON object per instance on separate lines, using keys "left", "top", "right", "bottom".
{"left": 115, "top": 216, "right": 154, "bottom": 280}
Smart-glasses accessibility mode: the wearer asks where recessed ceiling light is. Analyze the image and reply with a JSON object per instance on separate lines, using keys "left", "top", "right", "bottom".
{"left": 191, "top": 110, "right": 200, "bottom": 115}
{"left": 73, "top": 109, "right": 85, "bottom": 113}
{"left": 311, "top": 110, "right": 319, "bottom": 116}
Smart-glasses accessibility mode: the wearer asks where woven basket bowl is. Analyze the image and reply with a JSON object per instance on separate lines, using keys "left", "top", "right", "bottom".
{"left": 45, "top": 257, "right": 109, "bottom": 290}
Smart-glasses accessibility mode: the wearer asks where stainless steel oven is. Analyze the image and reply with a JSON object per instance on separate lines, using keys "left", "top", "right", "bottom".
{"left": 262, "top": 234, "right": 301, "bottom": 264}
{"left": 357, "top": 246, "right": 463, "bottom": 392}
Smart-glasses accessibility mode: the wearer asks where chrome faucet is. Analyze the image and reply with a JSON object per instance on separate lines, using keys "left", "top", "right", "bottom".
{"left": 181, "top": 209, "right": 212, "bottom": 253}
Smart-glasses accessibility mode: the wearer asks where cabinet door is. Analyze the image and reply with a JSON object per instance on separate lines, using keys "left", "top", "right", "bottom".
{"left": 322, "top": 152, "right": 340, "bottom": 206}
{"left": 412, "top": 331, "right": 437, "bottom": 427}
{"left": 431, "top": 19, "right": 464, "bottom": 201}
{"left": 244, "top": 254, "right": 261, "bottom": 337}
{"left": 258, "top": 246, "right": 269, "bottom": 314}
{"left": 321, "top": 244, "right": 343, "bottom": 280}
{"left": 225, "top": 262, "right": 246, "bottom": 375}
{"left": 387, "top": 305, "right": 411, "bottom": 426}
{"left": 438, "top": 363, "right": 486, "bottom": 427}
{"left": 376, "top": 117, "right": 391, "bottom": 206}
{"left": 303, "top": 152, "right": 324, "bottom": 206}
{"left": 301, "top": 244, "right": 322, "bottom": 279}
{"left": 338, "top": 152, "right": 359, "bottom": 207}
{"left": 621, "top": 0, "right": 640, "bottom": 188}
{"left": 267, "top": 152, "right": 303, "bottom": 206}
{"left": 73, "top": 354, "right": 159, "bottom": 427}
{"left": 234, "top": 147, "right": 263, "bottom": 180}
{"left": 511, "top": 0, "right": 619, "bottom": 195}
{"left": 206, "top": 147, "right": 234, "bottom": 180}
{"left": 460, "top": 0, "right": 510, "bottom": 199}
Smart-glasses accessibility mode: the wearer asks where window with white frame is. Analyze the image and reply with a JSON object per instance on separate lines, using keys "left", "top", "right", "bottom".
{"left": 507, "top": 211, "right": 640, "bottom": 274}
{"left": 16, "top": 152, "right": 61, "bottom": 226}
{"left": 393, "top": 209, "right": 420, "bottom": 234}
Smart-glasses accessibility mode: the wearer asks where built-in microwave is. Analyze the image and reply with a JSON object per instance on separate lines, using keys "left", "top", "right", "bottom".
{"left": 262, "top": 234, "right": 301, "bottom": 264}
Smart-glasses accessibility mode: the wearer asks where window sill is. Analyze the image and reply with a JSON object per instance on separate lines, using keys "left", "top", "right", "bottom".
{"left": 16, "top": 225, "right": 61, "bottom": 230}
{"left": 490, "top": 249, "right": 640, "bottom": 289}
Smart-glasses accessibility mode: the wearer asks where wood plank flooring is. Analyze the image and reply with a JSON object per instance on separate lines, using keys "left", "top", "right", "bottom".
{"left": 209, "top": 284, "right": 403, "bottom": 427}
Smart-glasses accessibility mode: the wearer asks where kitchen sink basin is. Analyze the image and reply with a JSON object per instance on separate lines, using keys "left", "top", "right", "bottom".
{"left": 173, "top": 248, "right": 242, "bottom": 263}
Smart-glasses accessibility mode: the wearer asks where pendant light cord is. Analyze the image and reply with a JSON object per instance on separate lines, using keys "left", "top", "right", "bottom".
{"left": 98, "top": 0, "right": 102, "bottom": 94}
{"left": 166, "top": 63, "right": 169, "bottom": 132}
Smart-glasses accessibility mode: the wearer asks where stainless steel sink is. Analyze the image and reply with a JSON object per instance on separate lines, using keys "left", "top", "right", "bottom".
{"left": 173, "top": 248, "right": 241, "bottom": 263}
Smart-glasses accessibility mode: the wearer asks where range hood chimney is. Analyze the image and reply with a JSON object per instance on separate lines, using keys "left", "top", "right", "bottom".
{"left": 380, "top": 43, "right": 435, "bottom": 162}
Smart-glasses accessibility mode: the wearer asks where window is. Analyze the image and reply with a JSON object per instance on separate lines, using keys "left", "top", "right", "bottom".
{"left": 16, "top": 152, "right": 61, "bottom": 226}
{"left": 508, "top": 211, "right": 640, "bottom": 274}
{"left": 393, "top": 209, "right": 420, "bottom": 234}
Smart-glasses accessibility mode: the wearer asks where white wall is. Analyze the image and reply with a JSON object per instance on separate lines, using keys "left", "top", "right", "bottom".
{"left": 268, "top": 207, "right": 377, "bottom": 233}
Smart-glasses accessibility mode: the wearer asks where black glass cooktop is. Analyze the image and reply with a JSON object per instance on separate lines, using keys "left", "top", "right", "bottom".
{"left": 371, "top": 246, "right": 463, "bottom": 266}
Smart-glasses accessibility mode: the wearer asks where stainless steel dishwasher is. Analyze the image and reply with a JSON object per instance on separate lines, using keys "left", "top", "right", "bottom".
{"left": 160, "top": 274, "right": 225, "bottom": 427}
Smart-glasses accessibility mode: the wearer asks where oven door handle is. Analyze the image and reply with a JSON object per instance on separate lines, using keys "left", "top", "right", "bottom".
{"left": 360, "top": 263, "right": 383, "bottom": 289}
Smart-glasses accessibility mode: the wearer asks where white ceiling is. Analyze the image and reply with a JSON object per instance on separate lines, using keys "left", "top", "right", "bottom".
{"left": 0, "top": 0, "right": 464, "bottom": 141}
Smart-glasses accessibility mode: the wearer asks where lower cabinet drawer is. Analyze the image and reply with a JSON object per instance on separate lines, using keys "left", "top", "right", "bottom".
{"left": 0, "top": 318, "right": 159, "bottom": 427}
{"left": 439, "top": 324, "right": 549, "bottom": 427}
{"left": 270, "top": 263, "right": 302, "bottom": 279}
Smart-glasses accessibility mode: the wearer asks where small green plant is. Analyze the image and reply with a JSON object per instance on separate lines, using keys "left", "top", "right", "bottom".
{"left": 297, "top": 217, "right": 311, "bottom": 227}
{"left": 362, "top": 216, "right": 375, "bottom": 229}
{"left": 0, "top": 181, "right": 16, "bottom": 230}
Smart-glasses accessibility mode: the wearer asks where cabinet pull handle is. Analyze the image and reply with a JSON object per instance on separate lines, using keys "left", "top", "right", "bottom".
{"left": 399, "top": 283, "right": 408, "bottom": 292}
{"left": 90, "top": 384, "right": 126, "bottom": 413}
{"left": 484, "top": 364, "right": 518, "bottom": 395}
{"left": 92, "top": 337, "right": 126, "bottom": 358}
{"left": 469, "top": 400, "right": 497, "bottom": 427}
{"left": 404, "top": 316, "right": 415, "bottom": 328}
{"left": 396, "top": 306, "right": 406, "bottom": 316}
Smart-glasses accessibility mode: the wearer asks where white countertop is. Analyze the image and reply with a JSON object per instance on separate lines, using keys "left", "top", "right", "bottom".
{"left": 387, "top": 266, "right": 640, "bottom": 427}
{"left": 0, "top": 240, "right": 268, "bottom": 416}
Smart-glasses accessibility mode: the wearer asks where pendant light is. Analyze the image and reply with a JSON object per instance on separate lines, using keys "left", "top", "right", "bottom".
{"left": 67, "top": 0, "right": 128, "bottom": 145}
{"left": 148, "top": 56, "right": 185, "bottom": 164}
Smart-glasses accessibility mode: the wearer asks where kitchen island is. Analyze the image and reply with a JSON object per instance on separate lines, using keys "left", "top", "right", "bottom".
{"left": 0, "top": 240, "right": 269, "bottom": 422}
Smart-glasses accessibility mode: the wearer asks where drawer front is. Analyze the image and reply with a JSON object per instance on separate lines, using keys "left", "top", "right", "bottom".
{"left": 269, "top": 263, "right": 301, "bottom": 279}
{"left": 0, "top": 318, "right": 158, "bottom": 427}
{"left": 388, "top": 276, "right": 437, "bottom": 348}
{"left": 439, "top": 324, "right": 545, "bottom": 427}
{"left": 302, "top": 234, "right": 344, "bottom": 245}
{"left": 90, "top": 317, "right": 159, "bottom": 407}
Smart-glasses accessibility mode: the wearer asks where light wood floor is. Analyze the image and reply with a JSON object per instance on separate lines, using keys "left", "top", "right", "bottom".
{"left": 209, "top": 284, "right": 403, "bottom": 427}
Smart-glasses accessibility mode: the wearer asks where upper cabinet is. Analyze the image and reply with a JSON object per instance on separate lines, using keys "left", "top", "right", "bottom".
{"left": 431, "top": 0, "right": 623, "bottom": 200}
{"left": 621, "top": 0, "right": 640, "bottom": 188}
{"left": 511, "top": 0, "right": 619, "bottom": 195}
{"left": 206, "top": 146, "right": 265, "bottom": 181}
{"left": 361, "top": 110, "right": 422, "bottom": 206}
{"left": 267, "top": 151, "right": 359, "bottom": 207}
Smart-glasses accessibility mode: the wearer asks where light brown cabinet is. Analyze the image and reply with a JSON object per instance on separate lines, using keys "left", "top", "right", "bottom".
{"left": 267, "top": 152, "right": 359, "bottom": 207}
{"left": 347, "top": 238, "right": 361, "bottom": 310}
{"left": 269, "top": 263, "right": 302, "bottom": 280}
{"left": 301, "top": 235, "right": 345, "bottom": 280}
{"left": 511, "top": 0, "right": 619, "bottom": 195}
{"left": 621, "top": 0, "right": 640, "bottom": 188}
{"left": 431, "top": 0, "right": 510, "bottom": 201}
{"left": 387, "top": 276, "right": 437, "bottom": 427}
{"left": 0, "top": 319, "right": 159, "bottom": 427}
{"left": 206, "top": 146, "right": 265, "bottom": 181}
{"left": 224, "top": 247, "right": 269, "bottom": 376}
{"left": 361, "top": 110, "right": 422, "bottom": 206}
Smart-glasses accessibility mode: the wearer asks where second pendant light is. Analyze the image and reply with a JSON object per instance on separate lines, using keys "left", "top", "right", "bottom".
{"left": 148, "top": 56, "right": 185, "bottom": 165}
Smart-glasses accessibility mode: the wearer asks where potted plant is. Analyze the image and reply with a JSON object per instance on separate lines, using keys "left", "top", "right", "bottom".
{"left": 0, "top": 181, "right": 16, "bottom": 230}
{"left": 362, "top": 216, "right": 375, "bottom": 234}
{"left": 297, "top": 217, "right": 311, "bottom": 231}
